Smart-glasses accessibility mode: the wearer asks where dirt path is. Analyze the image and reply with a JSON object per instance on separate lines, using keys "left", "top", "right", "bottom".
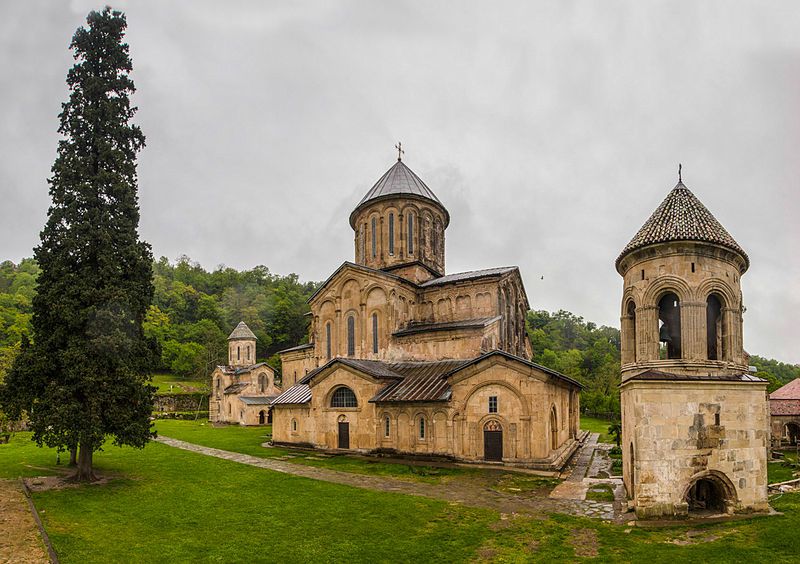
{"left": 156, "top": 435, "right": 613, "bottom": 519}
{"left": 0, "top": 479, "right": 49, "bottom": 564}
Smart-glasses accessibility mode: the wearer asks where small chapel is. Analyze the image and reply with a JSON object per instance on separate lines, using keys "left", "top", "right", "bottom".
{"left": 209, "top": 321, "right": 282, "bottom": 425}
{"left": 617, "top": 172, "right": 769, "bottom": 518}
{"left": 270, "top": 153, "right": 582, "bottom": 469}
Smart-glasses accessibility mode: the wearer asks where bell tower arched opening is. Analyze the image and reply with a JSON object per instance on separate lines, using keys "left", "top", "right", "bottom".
{"left": 706, "top": 294, "right": 724, "bottom": 360}
{"left": 658, "top": 292, "right": 681, "bottom": 359}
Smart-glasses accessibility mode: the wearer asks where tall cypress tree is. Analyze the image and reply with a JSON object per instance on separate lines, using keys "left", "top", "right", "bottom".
{"left": 0, "top": 7, "right": 154, "bottom": 481}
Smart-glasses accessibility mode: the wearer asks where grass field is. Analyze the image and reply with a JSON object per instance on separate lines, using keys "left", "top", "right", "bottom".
{"left": 3, "top": 430, "right": 800, "bottom": 562}
{"left": 154, "top": 420, "right": 478, "bottom": 483}
{"left": 768, "top": 452, "right": 799, "bottom": 484}
{"left": 151, "top": 372, "right": 208, "bottom": 394}
{"left": 580, "top": 415, "right": 616, "bottom": 443}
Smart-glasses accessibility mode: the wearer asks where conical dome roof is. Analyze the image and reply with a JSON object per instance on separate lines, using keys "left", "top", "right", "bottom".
{"left": 228, "top": 321, "right": 257, "bottom": 341}
{"left": 349, "top": 160, "right": 449, "bottom": 228}
{"left": 616, "top": 182, "right": 749, "bottom": 271}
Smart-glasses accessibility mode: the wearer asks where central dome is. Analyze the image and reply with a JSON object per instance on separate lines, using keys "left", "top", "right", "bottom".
{"left": 349, "top": 160, "right": 449, "bottom": 229}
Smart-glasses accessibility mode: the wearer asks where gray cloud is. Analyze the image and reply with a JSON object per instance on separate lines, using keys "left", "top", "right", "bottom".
{"left": 1, "top": 1, "right": 798, "bottom": 362}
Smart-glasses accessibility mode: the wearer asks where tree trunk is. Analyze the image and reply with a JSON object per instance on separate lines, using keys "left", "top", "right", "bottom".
{"left": 71, "top": 443, "right": 96, "bottom": 482}
{"left": 69, "top": 446, "right": 77, "bottom": 467}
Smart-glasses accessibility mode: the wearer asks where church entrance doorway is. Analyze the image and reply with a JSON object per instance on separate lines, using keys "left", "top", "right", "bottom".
{"left": 259, "top": 410, "right": 266, "bottom": 425}
{"left": 338, "top": 419, "right": 350, "bottom": 449}
{"left": 483, "top": 420, "right": 502, "bottom": 461}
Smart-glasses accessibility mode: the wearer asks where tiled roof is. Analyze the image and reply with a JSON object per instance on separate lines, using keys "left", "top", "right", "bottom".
{"left": 616, "top": 182, "right": 749, "bottom": 270}
{"left": 349, "top": 160, "right": 449, "bottom": 228}
{"left": 419, "top": 267, "right": 517, "bottom": 287}
{"left": 770, "top": 399, "right": 800, "bottom": 416}
{"left": 770, "top": 379, "right": 800, "bottom": 400}
{"left": 627, "top": 370, "right": 766, "bottom": 383}
{"left": 228, "top": 321, "right": 257, "bottom": 341}
{"left": 240, "top": 396, "right": 277, "bottom": 406}
{"left": 277, "top": 343, "right": 314, "bottom": 354}
{"left": 393, "top": 316, "right": 501, "bottom": 337}
{"left": 271, "top": 384, "right": 312, "bottom": 405}
{"left": 224, "top": 382, "right": 249, "bottom": 395}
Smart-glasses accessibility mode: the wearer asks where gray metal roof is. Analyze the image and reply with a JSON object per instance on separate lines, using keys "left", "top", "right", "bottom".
{"left": 627, "top": 370, "right": 766, "bottom": 383}
{"left": 419, "top": 267, "right": 517, "bottom": 287}
{"left": 228, "top": 321, "right": 257, "bottom": 341}
{"left": 616, "top": 182, "right": 749, "bottom": 271}
{"left": 240, "top": 396, "right": 277, "bottom": 406}
{"left": 349, "top": 160, "right": 449, "bottom": 228}
{"left": 271, "top": 384, "right": 312, "bottom": 405}
{"left": 224, "top": 382, "right": 249, "bottom": 395}
{"left": 369, "top": 360, "right": 471, "bottom": 402}
{"left": 277, "top": 343, "right": 314, "bottom": 354}
{"left": 393, "top": 316, "right": 501, "bottom": 337}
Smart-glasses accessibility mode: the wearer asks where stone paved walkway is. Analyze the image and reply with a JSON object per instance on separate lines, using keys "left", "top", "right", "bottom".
{"left": 549, "top": 434, "right": 624, "bottom": 520}
{"left": 156, "top": 435, "right": 618, "bottom": 520}
{"left": 0, "top": 479, "right": 49, "bottom": 564}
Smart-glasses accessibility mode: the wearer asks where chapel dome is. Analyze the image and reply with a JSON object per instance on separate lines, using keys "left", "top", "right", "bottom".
{"left": 349, "top": 160, "right": 449, "bottom": 229}
{"left": 615, "top": 181, "right": 749, "bottom": 273}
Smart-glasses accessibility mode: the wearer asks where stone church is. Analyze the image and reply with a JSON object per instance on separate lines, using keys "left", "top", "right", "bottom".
{"left": 617, "top": 174, "right": 769, "bottom": 518}
{"left": 209, "top": 321, "right": 282, "bottom": 425}
{"left": 271, "top": 156, "right": 582, "bottom": 469}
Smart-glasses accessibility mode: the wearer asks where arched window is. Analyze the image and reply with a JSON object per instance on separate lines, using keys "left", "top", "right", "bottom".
{"left": 419, "top": 416, "right": 426, "bottom": 439}
{"left": 707, "top": 295, "right": 723, "bottom": 360}
{"left": 247, "top": 345, "right": 251, "bottom": 361}
{"left": 237, "top": 346, "right": 241, "bottom": 361}
{"left": 371, "top": 216, "right": 377, "bottom": 258}
{"left": 658, "top": 292, "right": 682, "bottom": 359}
{"left": 388, "top": 213, "right": 395, "bottom": 255}
{"left": 384, "top": 416, "right": 390, "bottom": 438}
{"left": 258, "top": 373, "right": 266, "bottom": 393}
{"left": 228, "top": 404, "right": 231, "bottom": 414}
{"left": 372, "top": 313, "right": 379, "bottom": 354}
{"left": 550, "top": 407, "right": 558, "bottom": 450}
{"left": 291, "top": 418, "right": 297, "bottom": 432}
{"left": 347, "top": 315, "right": 355, "bottom": 356}
{"left": 331, "top": 386, "right": 358, "bottom": 408}
{"left": 293, "top": 370, "right": 297, "bottom": 385}
{"left": 625, "top": 301, "right": 637, "bottom": 363}
{"left": 361, "top": 223, "right": 366, "bottom": 261}
{"left": 407, "top": 213, "right": 414, "bottom": 254}
{"left": 326, "top": 322, "right": 332, "bottom": 360}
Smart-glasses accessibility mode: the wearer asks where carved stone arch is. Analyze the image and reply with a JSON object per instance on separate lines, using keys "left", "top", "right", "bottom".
{"left": 681, "top": 469, "right": 739, "bottom": 512}
{"left": 642, "top": 275, "right": 694, "bottom": 306}
{"left": 620, "top": 286, "right": 642, "bottom": 316}
{"left": 461, "top": 380, "right": 530, "bottom": 417}
{"left": 695, "top": 279, "right": 737, "bottom": 309}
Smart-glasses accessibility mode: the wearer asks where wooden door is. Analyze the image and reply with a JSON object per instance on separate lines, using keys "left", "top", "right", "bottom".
{"left": 338, "top": 422, "right": 350, "bottom": 449}
{"left": 484, "top": 430, "right": 502, "bottom": 461}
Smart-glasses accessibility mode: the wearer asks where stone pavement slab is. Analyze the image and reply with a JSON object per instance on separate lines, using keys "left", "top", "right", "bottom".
{"left": 0, "top": 479, "right": 49, "bottom": 564}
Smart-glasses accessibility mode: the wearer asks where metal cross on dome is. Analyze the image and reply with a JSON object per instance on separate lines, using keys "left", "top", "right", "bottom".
{"left": 395, "top": 142, "right": 404, "bottom": 161}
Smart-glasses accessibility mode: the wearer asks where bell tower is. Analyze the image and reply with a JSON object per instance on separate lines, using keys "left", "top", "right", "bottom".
{"left": 228, "top": 321, "right": 257, "bottom": 367}
{"left": 616, "top": 174, "right": 769, "bottom": 519}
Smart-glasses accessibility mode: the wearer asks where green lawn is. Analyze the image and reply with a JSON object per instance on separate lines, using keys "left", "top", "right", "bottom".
{"left": 768, "top": 452, "right": 799, "bottom": 484}
{"left": 4, "top": 431, "right": 800, "bottom": 562}
{"left": 154, "top": 420, "right": 480, "bottom": 483}
{"left": 151, "top": 372, "right": 208, "bottom": 394}
{"left": 581, "top": 415, "right": 616, "bottom": 443}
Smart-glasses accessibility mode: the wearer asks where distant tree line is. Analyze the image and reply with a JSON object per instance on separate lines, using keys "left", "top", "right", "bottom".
{"left": 2, "top": 259, "right": 798, "bottom": 409}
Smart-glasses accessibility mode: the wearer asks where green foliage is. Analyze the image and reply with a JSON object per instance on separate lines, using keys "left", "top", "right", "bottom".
{"left": 751, "top": 355, "right": 800, "bottom": 388}
{"left": 529, "top": 310, "right": 621, "bottom": 414}
{"left": 0, "top": 8, "right": 155, "bottom": 478}
{"left": 607, "top": 421, "right": 622, "bottom": 447}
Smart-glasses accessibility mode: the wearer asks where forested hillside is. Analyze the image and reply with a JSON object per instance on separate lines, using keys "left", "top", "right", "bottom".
{"left": 527, "top": 310, "right": 623, "bottom": 414}
{"left": 2, "top": 258, "right": 798, "bottom": 406}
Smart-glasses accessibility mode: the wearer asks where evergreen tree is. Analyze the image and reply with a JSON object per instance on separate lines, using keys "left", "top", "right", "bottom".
{"left": 0, "top": 8, "right": 154, "bottom": 481}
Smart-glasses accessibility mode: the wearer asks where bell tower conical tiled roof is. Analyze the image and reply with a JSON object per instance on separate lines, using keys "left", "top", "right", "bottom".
{"left": 616, "top": 181, "right": 749, "bottom": 272}
{"left": 349, "top": 160, "right": 449, "bottom": 228}
{"left": 228, "top": 321, "right": 257, "bottom": 341}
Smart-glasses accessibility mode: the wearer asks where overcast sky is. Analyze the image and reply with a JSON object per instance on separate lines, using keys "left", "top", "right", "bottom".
{"left": 1, "top": 1, "right": 798, "bottom": 363}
